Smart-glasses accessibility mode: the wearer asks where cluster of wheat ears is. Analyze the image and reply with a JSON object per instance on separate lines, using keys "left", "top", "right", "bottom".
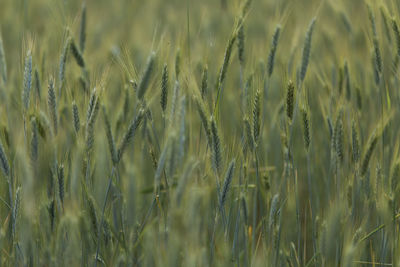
{"left": 2, "top": 0, "right": 400, "bottom": 266}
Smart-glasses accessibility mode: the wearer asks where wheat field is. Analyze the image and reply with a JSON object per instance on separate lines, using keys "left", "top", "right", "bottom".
{"left": 0, "top": 0, "right": 399, "bottom": 266}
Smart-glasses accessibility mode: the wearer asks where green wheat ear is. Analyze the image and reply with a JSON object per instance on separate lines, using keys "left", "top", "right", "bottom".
{"left": 70, "top": 38, "right": 85, "bottom": 68}
{"left": 85, "top": 89, "right": 100, "bottom": 154}
{"left": 47, "top": 78, "right": 58, "bottom": 135}
{"left": 117, "top": 109, "right": 144, "bottom": 162}
{"left": 300, "top": 17, "right": 316, "bottom": 84}
{"left": 175, "top": 48, "right": 181, "bottom": 80}
{"left": 160, "top": 63, "right": 168, "bottom": 113}
{"left": 219, "top": 33, "right": 236, "bottom": 89}
{"left": 34, "top": 69, "right": 41, "bottom": 101}
{"left": 286, "top": 80, "right": 294, "bottom": 121}
{"left": 351, "top": 121, "right": 360, "bottom": 163}
{"left": 210, "top": 116, "right": 222, "bottom": 176}
{"left": 194, "top": 97, "right": 212, "bottom": 146}
{"left": 240, "top": 0, "right": 252, "bottom": 17}
{"left": 252, "top": 88, "right": 261, "bottom": 145}
{"left": 72, "top": 101, "right": 80, "bottom": 133}
{"left": 380, "top": 6, "right": 392, "bottom": 43}
{"left": 79, "top": 2, "right": 87, "bottom": 53}
{"left": 102, "top": 106, "right": 118, "bottom": 165}
{"left": 361, "top": 133, "right": 378, "bottom": 176}
{"left": 22, "top": 50, "right": 32, "bottom": 111}
{"left": 59, "top": 36, "right": 70, "bottom": 95}
{"left": 0, "top": 33, "right": 7, "bottom": 85}
{"left": 220, "top": 159, "right": 235, "bottom": 208}
{"left": 267, "top": 24, "right": 281, "bottom": 77}
{"left": 58, "top": 164, "right": 65, "bottom": 208}
{"left": 392, "top": 17, "right": 400, "bottom": 66}
{"left": 30, "top": 117, "right": 38, "bottom": 163}
{"left": 390, "top": 161, "right": 400, "bottom": 194}
{"left": 334, "top": 110, "right": 344, "bottom": 163}
{"left": 355, "top": 87, "right": 362, "bottom": 110}
{"left": 301, "top": 107, "right": 310, "bottom": 151}
{"left": 368, "top": 5, "right": 382, "bottom": 84}
{"left": 0, "top": 138, "right": 9, "bottom": 177}
{"left": 343, "top": 61, "right": 351, "bottom": 101}
{"left": 201, "top": 65, "right": 208, "bottom": 99}
{"left": 214, "top": 32, "right": 237, "bottom": 117}
{"left": 237, "top": 17, "right": 245, "bottom": 66}
{"left": 12, "top": 187, "right": 21, "bottom": 242}
{"left": 244, "top": 117, "right": 254, "bottom": 152}
{"left": 137, "top": 52, "right": 156, "bottom": 100}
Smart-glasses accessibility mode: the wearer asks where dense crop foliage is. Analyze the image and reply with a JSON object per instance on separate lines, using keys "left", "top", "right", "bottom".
{"left": 1, "top": 0, "right": 400, "bottom": 266}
